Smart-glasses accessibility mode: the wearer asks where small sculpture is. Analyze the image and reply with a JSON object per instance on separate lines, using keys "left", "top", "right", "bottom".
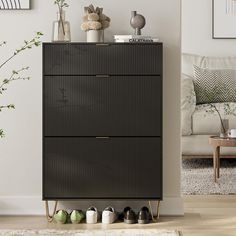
{"left": 130, "top": 11, "right": 146, "bottom": 35}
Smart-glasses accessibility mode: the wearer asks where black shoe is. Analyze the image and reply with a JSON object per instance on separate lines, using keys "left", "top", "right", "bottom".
{"left": 138, "top": 206, "right": 150, "bottom": 224}
{"left": 123, "top": 206, "right": 136, "bottom": 224}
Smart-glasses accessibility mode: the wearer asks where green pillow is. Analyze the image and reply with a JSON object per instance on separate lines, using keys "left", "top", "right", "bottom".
{"left": 193, "top": 65, "right": 236, "bottom": 104}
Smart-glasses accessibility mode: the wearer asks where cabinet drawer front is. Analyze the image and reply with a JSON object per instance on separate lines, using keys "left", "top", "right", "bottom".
{"left": 43, "top": 137, "right": 162, "bottom": 199}
{"left": 44, "top": 76, "right": 162, "bottom": 137}
{"left": 43, "top": 44, "right": 162, "bottom": 75}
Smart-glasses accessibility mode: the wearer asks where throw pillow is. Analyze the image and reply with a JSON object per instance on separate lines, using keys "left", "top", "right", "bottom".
{"left": 193, "top": 65, "right": 236, "bottom": 104}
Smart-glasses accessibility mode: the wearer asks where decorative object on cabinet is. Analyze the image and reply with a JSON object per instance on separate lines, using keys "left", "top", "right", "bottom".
{"left": 114, "top": 35, "right": 159, "bottom": 43}
{"left": 0, "top": 0, "right": 30, "bottom": 9}
{"left": 52, "top": 0, "right": 71, "bottom": 42}
{"left": 81, "top": 4, "right": 110, "bottom": 42}
{"left": 43, "top": 43, "right": 163, "bottom": 222}
{"left": 213, "top": 0, "right": 236, "bottom": 39}
{"left": 0, "top": 32, "right": 42, "bottom": 138}
{"left": 130, "top": 11, "right": 146, "bottom": 35}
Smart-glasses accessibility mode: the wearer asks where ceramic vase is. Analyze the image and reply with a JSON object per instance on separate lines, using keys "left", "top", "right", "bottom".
{"left": 87, "top": 30, "right": 104, "bottom": 43}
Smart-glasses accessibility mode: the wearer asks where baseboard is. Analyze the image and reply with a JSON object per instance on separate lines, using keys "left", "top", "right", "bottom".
{"left": 0, "top": 196, "right": 44, "bottom": 215}
{"left": 0, "top": 196, "right": 184, "bottom": 216}
{"left": 157, "top": 196, "right": 184, "bottom": 216}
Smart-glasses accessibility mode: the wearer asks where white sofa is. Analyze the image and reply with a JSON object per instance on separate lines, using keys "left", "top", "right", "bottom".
{"left": 181, "top": 53, "right": 236, "bottom": 157}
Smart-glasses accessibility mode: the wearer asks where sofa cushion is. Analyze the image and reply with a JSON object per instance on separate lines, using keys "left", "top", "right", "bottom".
{"left": 193, "top": 66, "right": 236, "bottom": 104}
{"left": 182, "top": 53, "right": 236, "bottom": 77}
{"left": 181, "top": 75, "right": 196, "bottom": 135}
{"left": 192, "top": 102, "right": 236, "bottom": 135}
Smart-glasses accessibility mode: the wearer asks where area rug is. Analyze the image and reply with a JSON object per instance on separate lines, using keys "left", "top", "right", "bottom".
{"left": 182, "top": 158, "right": 236, "bottom": 195}
{"left": 0, "top": 229, "right": 181, "bottom": 236}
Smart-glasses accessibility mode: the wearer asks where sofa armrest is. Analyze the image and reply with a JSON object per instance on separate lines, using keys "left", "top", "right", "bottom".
{"left": 181, "top": 74, "right": 196, "bottom": 136}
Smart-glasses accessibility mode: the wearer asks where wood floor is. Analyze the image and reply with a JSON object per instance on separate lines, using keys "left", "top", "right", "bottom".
{"left": 0, "top": 195, "right": 235, "bottom": 236}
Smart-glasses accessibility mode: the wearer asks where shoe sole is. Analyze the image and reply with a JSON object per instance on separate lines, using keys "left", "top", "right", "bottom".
{"left": 124, "top": 219, "right": 136, "bottom": 224}
{"left": 138, "top": 219, "right": 149, "bottom": 224}
{"left": 102, "top": 220, "right": 114, "bottom": 224}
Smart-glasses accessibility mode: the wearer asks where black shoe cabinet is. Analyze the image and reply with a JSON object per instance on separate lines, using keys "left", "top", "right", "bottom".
{"left": 43, "top": 43, "right": 163, "bottom": 200}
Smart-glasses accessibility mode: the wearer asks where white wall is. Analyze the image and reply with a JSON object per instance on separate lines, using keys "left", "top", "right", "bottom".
{"left": 182, "top": 0, "right": 236, "bottom": 56}
{"left": 0, "top": 0, "right": 183, "bottom": 215}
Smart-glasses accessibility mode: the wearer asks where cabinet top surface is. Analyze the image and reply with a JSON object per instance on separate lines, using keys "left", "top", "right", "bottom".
{"left": 43, "top": 42, "right": 163, "bottom": 45}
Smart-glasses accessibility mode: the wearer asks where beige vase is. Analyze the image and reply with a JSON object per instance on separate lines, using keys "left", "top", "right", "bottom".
{"left": 87, "top": 30, "right": 104, "bottom": 43}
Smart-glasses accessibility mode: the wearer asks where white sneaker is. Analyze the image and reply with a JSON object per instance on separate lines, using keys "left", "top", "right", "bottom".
{"left": 86, "top": 206, "right": 98, "bottom": 224}
{"left": 102, "top": 206, "right": 116, "bottom": 224}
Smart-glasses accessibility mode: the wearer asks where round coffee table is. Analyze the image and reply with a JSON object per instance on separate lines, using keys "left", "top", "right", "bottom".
{"left": 209, "top": 136, "right": 236, "bottom": 182}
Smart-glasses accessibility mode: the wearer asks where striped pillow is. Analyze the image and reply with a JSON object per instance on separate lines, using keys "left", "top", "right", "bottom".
{"left": 193, "top": 65, "right": 236, "bottom": 104}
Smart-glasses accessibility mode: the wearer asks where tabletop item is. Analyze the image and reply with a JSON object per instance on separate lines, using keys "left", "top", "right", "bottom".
{"left": 229, "top": 129, "right": 236, "bottom": 138}
{"left": 114, "top": 35, "right": 159, "bottom": 43}
{"left": 52, "top": 0, "right": 71, "bottom": 42}
{"left": 130, "top": 11, "right": 146, "bottom": 35}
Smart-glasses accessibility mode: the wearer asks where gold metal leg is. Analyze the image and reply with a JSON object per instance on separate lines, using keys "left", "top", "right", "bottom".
{"left": 148, "top": 200, "right": 161, "bottom": 222}
{"left": 45, "top": 200, "right": 58, "bottom": 222}
{"left": 157, "top": 200, "right": 160, "bottom": 219}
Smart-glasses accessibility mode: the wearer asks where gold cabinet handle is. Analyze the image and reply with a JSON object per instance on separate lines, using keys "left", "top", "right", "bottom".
{"left": 96, "top": 137, "right": 110, "bottom": 139}
{"left": 96, "top": 43, "right": 110, "bottom": 46}
{"left": 95, "top": 75, "right": 110, "bottom": 78}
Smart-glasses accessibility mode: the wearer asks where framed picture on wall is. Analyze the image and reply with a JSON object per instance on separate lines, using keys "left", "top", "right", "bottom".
{"left": 213, "top": 0, "right": 236, "bottom": 39}
{"left": 0, "top": 0, "right": 30, "bottom": 10}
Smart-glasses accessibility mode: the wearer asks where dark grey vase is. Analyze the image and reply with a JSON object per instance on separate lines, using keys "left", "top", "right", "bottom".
{"left": 130, "top": 11, "right": 146, "bottom": 35}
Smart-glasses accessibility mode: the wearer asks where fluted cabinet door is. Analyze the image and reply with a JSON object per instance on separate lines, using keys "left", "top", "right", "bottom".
{"left": 43, "top": 137, "right": 162, "bottom": 199}
{"left": 43, "top": 43, "right": 162, "bottom": 76}
{"left": 44, "top": 76, "right": 162, "bottom": 137}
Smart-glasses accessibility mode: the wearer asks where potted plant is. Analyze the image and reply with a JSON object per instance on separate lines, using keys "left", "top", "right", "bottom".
{"left": 0, "top": 32, "right": 43, "bottom": 137}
